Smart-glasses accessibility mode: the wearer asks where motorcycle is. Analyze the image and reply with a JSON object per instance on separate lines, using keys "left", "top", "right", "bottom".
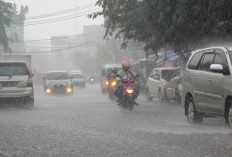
{"left": 108, "top": 78, "right": 117, "bottom": 100}
{"left": 120, "top": 74, "right": 140, "bottom": 111}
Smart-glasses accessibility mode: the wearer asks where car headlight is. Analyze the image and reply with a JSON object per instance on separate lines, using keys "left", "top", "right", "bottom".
{"left": 46, "top": 88, "right": 52, "bottom": 94}
{"left": 66, "top": 87, "right": 72, "bottom": 93}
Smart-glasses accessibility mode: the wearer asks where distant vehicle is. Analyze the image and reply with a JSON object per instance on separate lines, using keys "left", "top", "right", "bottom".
{"left": 0, "top": 62, "right": 34, "bottom": 107}
{"left": 88, "top": 75, "right": 95, "bottom": 84}
{"left": 43, "top": 71, "right": 73, "bottom": 95}
{"left": 183, "top": 47, "right": 232, "bottom": 127}
{"left": 69, "top": 70, "right": 85, "bottom": 87}
{"left": 145, "top": 67, "right": 180, "bottom": 102}
{"left": 100, "top": 64, "right": 122, "bottom": 94}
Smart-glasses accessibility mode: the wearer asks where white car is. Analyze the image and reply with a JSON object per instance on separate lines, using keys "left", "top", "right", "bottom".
{"left": 145, "top": 67, "right": 180, "bottom": 102}
{"left": 0, "top": 62, "right": 34, "bottom": 106}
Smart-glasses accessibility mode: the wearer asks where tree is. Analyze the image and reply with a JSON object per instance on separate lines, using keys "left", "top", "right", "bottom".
{"left": 0, "top": 0, "right": 12, "bottom": 52}
{"left": 90, "top": 0, "right": 232, "bottom": 54}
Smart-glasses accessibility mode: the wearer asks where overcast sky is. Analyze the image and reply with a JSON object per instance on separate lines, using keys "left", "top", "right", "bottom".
{"left": 5, "top": 0, "right": 104, "bottom": 40}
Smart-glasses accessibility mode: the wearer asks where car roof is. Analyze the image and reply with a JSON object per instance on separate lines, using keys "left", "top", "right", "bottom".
{"left": 103, "top": 64, "right": 122, "bottom": 69}
{"left": 191, "top": 47, "right": 229, "bottom": 55}
{"left": 70, "top": 70, "right": 83, "bottom": 74}
{"left": 0, "top": 61, "right": 27, "bottom": 64}
{"left": 47, "top": 71, "right": 68, "bottom": 74}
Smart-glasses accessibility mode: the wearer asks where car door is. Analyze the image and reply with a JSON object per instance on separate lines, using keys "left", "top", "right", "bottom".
{"left": 206, "top": 49, "right": 228, "bottom": 113}
{"left": 194, "top": 52, "right": 215, "bottom": 111}
{"left": 153, "top": 70, "right": 161, "bottom": 97}
{"left": 147, "top": 70, "right": 158, "bottom": 97}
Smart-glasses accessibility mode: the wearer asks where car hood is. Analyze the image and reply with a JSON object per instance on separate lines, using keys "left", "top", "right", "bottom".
{"left": 46, "top": 80, "right": 70, "bottom": 86}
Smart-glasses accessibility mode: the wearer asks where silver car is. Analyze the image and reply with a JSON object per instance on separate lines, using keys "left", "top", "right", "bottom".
{"left": 183, "top": 47, "right": 232, "bottom": 127}
{"left": 43, "top": 71, "right": 73, "bottom": 95}
{"left": 0, "top": 62, "right": 34, "bottom": 106}
{"left": 145, "top": 67, "right": 180, "bottom": 102}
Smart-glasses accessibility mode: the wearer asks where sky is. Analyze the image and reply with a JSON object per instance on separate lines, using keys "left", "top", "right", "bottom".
{"left": 5, "top": 0, "right": 104, "bottom": 40}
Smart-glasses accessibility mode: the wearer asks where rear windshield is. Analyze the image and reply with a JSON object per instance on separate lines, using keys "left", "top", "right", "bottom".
{"left": 106, "top": 68, "right": 122, "bottom": 74}
{"left": 161, "top": 69, "right": 177, "bottom": 81}
{"left": 70, "top": 74, "right": 84, "bottom": 79}
{"left": 46, "top": 72, "right": 69, "bottom": 80}
{"left": 0, "top": 63, "right": 29, "bottom": 76}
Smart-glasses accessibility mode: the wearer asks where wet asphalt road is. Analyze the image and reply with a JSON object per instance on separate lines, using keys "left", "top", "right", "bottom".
{"left": 0, "top": 84, "right": 232, "bottom": 157}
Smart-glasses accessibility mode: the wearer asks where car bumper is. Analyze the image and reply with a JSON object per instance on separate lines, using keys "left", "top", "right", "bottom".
{"left": 72, "top": 82, "right": 85, "bottom": 86}
{"left": 0, "top": 88, "right": 33, "bottom": 98}
{"left": 44, "top": 86, "right": 73, "bottom": 94}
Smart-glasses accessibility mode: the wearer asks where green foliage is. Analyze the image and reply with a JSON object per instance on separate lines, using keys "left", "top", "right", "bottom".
{"left": 90, "top": 0, "right": 232, "bottom": 54}
{"left": 0, "top": 0, "right": 12, "bottom": 52}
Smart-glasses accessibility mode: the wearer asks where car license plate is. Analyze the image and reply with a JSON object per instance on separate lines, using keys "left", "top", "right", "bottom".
{"left": 2, "top": 82, "right": 17, "bottom": 87}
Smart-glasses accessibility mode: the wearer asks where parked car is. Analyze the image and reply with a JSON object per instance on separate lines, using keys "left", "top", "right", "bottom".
{"left": 43, "top": 71, "right": 73, "bottom": 95}
{"left": 100, "top": 64, "right": 122, "bottom": 94}
{"left": 0, "top": 62, "right": 34, "bottom": 107}
{"left": 70, "top": 70, "right": 85, "bottom": 87}
{"left": 183, "top": 47, "right": 232, "bottom": 127}
{"left": 167, "top": 68, "right": 183, "bottom": 103}
{"left": 145, "top": 67, "right": 180, "bottom": 102}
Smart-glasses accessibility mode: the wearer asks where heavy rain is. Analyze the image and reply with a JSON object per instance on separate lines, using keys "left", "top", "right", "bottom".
{"left": 0, "top": 0, "right": 232, "bottom": 156}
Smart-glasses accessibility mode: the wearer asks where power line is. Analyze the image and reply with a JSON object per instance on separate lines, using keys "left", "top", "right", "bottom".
{"left": 23, "top": 3, "right": 94, "bottom": 20}
{"left": 11, "top": 9, "right": 101, "bottom": 26}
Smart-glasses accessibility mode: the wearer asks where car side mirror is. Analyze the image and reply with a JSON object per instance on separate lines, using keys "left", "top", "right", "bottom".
{"left": 210, "top": 64, "right": 224, "bottom": 73}
{"left": 136, "top": 74, "right": 140, "bottom": 78}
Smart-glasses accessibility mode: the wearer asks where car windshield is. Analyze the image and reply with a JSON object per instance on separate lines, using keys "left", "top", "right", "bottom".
{"left": 0, "top": 63, "right": 29, "bottom": 76}
{"left": 161, "top": 69, "right": 177, "bottom": 81}
{"left": 229, "top": 51, "right": 232, "bottom": 64}
{"left": 70, "top": 74, "right": 84, "bottom": 79}
{"left": 46, "top": 72, "right": 69, "bottom": 80}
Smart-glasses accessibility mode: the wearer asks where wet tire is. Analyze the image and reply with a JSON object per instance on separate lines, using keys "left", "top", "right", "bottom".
{"left": 225, "top": 103, "right": 232, "bottom": 128}
{"left": 186, "top": 97, "right": 203, "bottom": 124}
{"left": 175, "top": 89, "right": 181, "bottom": 104}
{"left": 146, "top": 89, "right": 153, "bottom": 102}
{"left": 158, "top": 89, "right": 165, "bottom": 103}
{"left": 24, "top": 96, "right": 34, "bottom": 108}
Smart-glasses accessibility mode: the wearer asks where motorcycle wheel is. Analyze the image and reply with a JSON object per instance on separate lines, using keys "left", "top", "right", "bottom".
{"left": 126, "top": 97, "right": 134, "bottom": 111}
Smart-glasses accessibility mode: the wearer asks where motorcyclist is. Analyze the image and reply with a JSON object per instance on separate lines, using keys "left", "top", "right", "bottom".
{"left": 114, "top": 61, "right": 139, "bottom": 105}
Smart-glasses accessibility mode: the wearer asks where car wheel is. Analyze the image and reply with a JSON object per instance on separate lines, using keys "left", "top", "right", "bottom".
{"left": 158, "top": 89, "right": 166, "bottom": 103}
{"left": 175, "top": 89, "right": 181, "bottom": 104}
{"left": 146, "top": 89, "right": 153, "bottom": 102}
{"left": 24, "top": 96, "right": 34, "bottom": 108}
{"left": 186, "top": 97, "right": 202, "bottom": 124}
{"left": 225, "top": 103, "right": 232, "bottom": 128}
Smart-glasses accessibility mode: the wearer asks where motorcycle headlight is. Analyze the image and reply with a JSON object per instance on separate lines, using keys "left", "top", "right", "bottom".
{"left": 127, "top": 89, "right": 134, "bottom": 94}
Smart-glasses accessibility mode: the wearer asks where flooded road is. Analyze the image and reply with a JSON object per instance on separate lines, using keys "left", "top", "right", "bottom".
{"left": 0, "top": 84, "right": 231, "bottom": 157}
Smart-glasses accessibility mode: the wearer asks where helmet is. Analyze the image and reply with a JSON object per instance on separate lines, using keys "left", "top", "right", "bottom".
{"left": 122, "top": 61, "right": 130, "bottom": 71}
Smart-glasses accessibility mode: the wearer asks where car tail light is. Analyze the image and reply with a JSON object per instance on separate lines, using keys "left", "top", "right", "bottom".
{"left": 27, "top": 75, "right": 33, "bottom": 87}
